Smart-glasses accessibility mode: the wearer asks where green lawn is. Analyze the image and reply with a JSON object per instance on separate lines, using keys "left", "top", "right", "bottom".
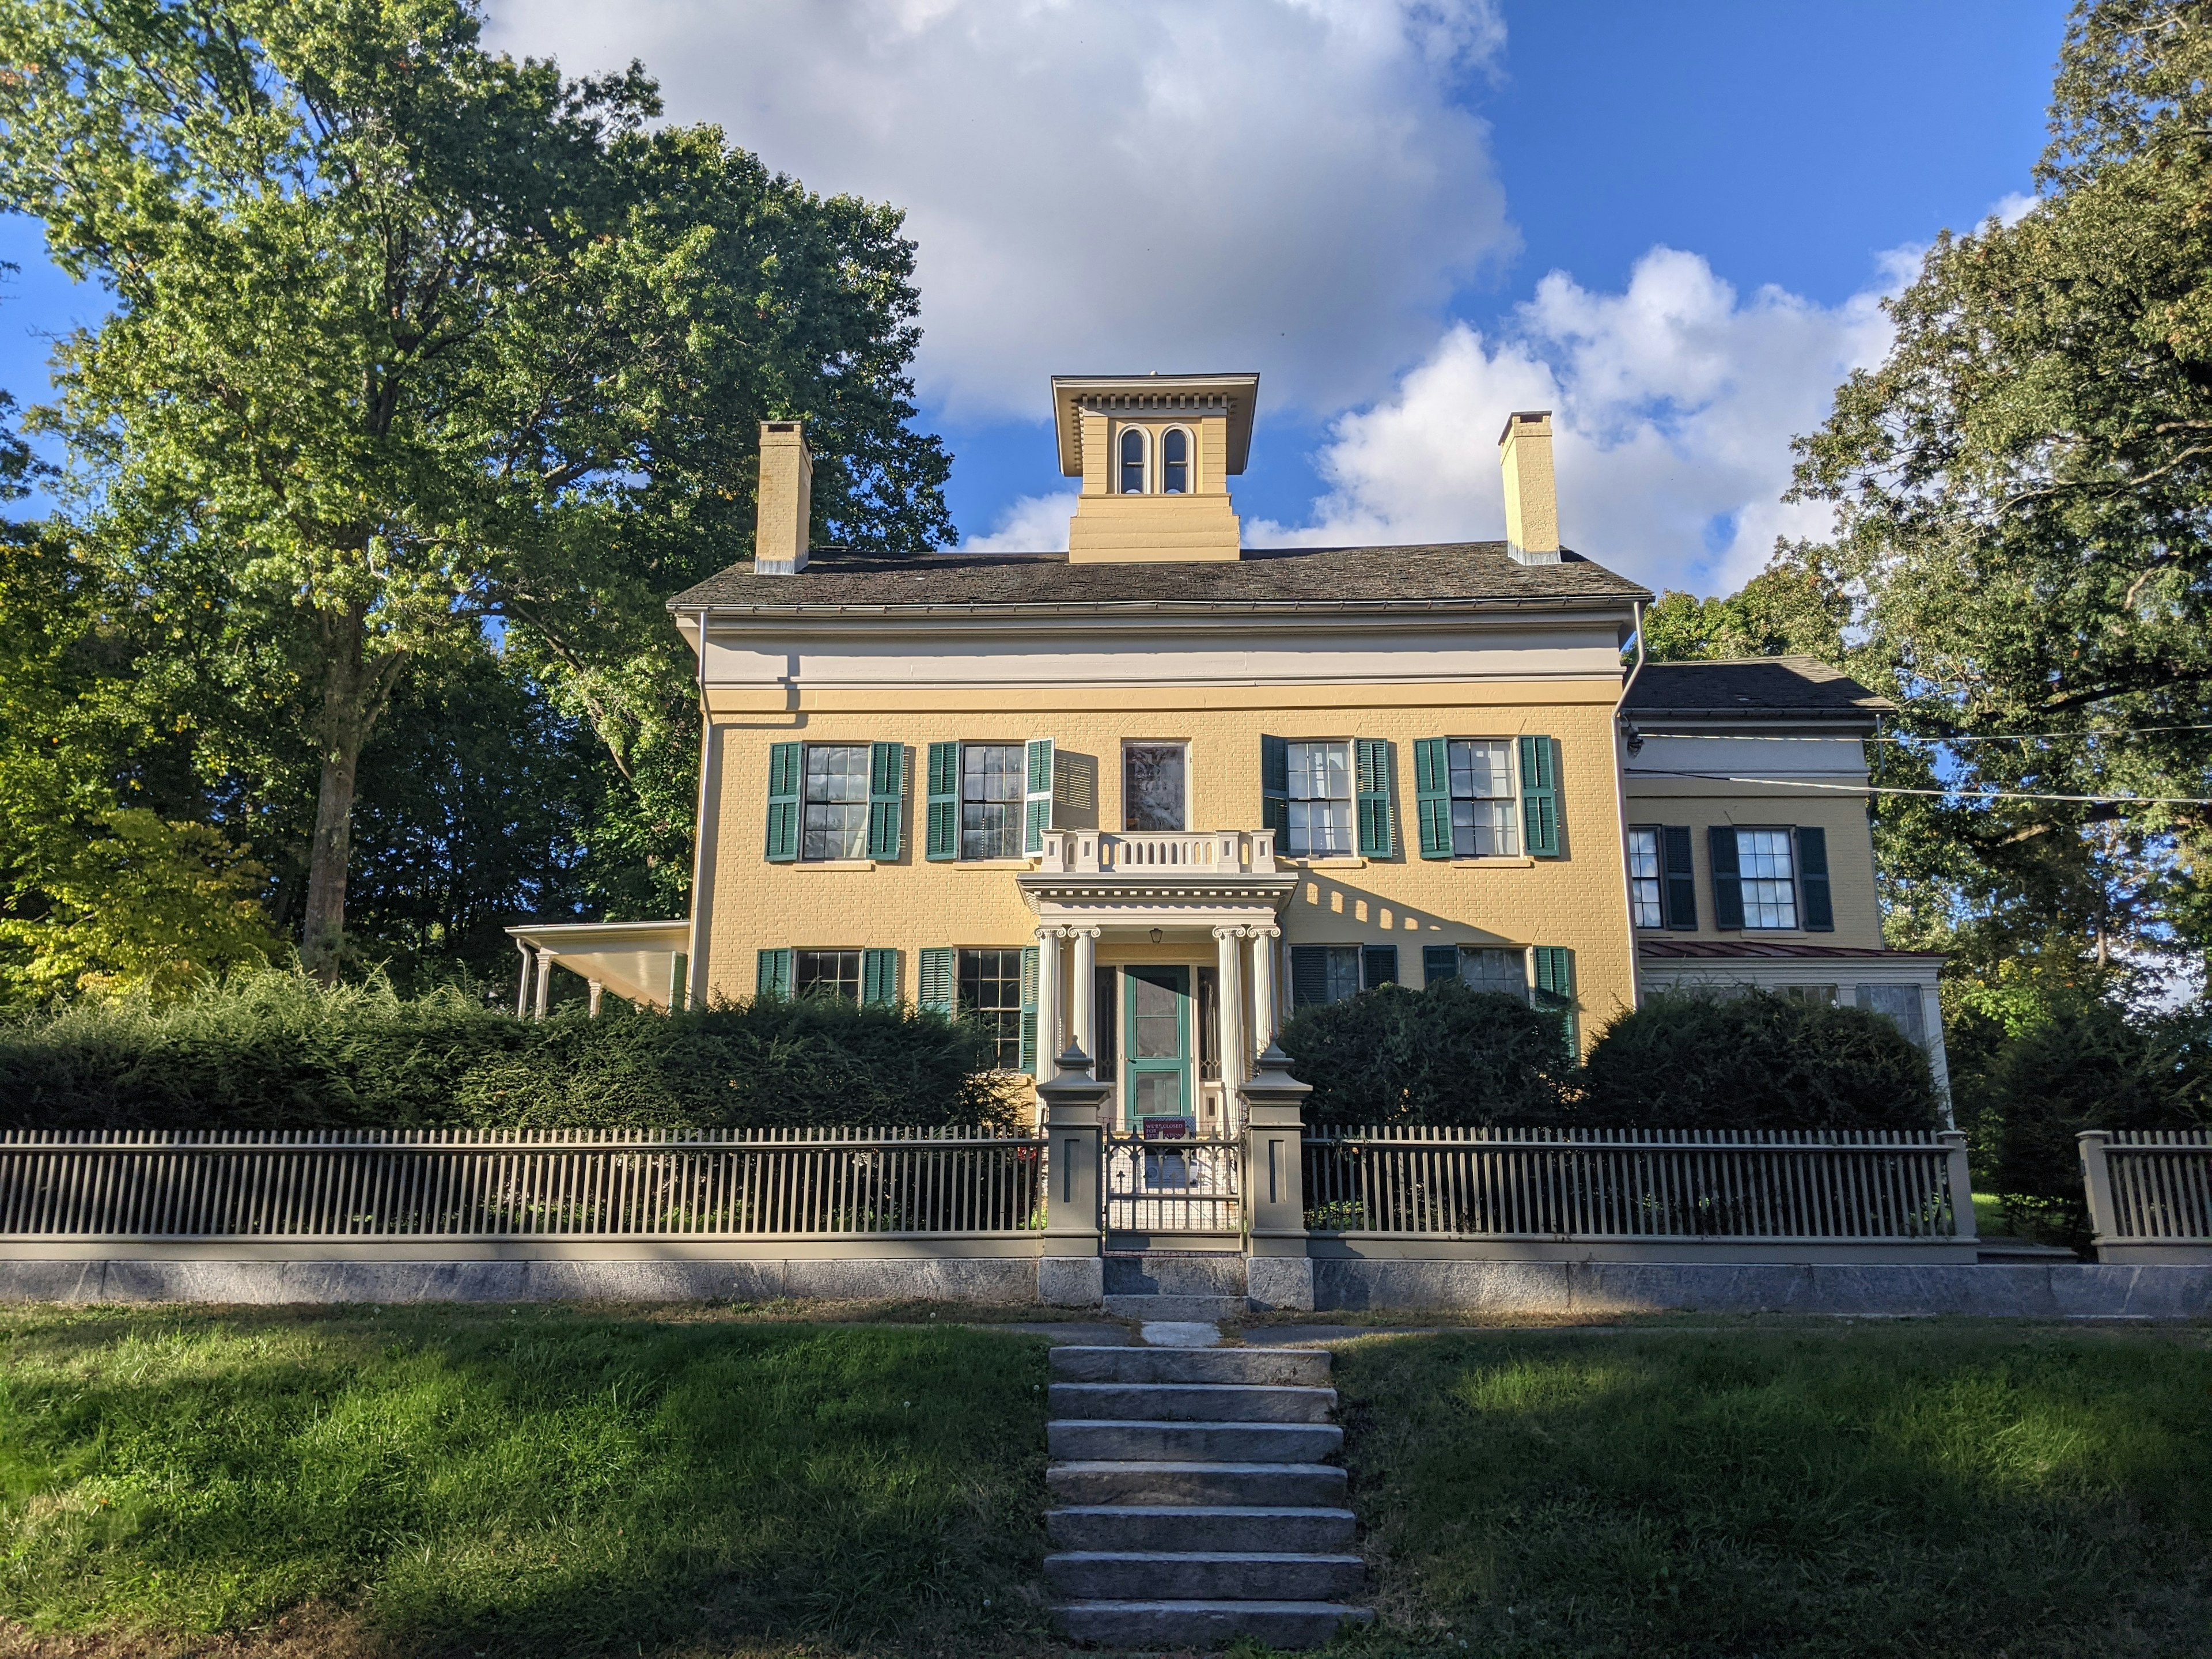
{"left": 0, "top": 1305, "right": 1052, "bottom": 1658}
{"left": 1328, "top": 1324, "right": 2212, "bottom": 1659}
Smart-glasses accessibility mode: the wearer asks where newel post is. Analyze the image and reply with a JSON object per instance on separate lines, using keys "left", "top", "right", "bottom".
{"left": 1239, "top": 1042, "right": 1315, "bottom": 1311}
{"left": 2078, "top": 1130, "right": 2116, "bottom": 1259}
{"left": 1035, "top": 1041, "right": 1109, "bottom": 1305}
{"left": 1940, "top": 1130, "right": 1977, "bottom": 1242}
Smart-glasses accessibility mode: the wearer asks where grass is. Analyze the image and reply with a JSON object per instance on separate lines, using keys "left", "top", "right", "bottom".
{"left": 1324, "top": 1324, "right": 2212, "bottom": 1659}
{"left": 0, "top": 1304, "right": 1053, "bottom": 1658}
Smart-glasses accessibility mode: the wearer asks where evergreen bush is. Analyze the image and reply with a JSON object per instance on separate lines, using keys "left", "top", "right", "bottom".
{"left": 1578, "top": 990, "right": 1942, "bottom": 1131}
{"left": 0, "top": 971, "right": 1019, "bottom": 1132}
{"left": 1275, "top": 980, "right": 1573, "bottom": 1127}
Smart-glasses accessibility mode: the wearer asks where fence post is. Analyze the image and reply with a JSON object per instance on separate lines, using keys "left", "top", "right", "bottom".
{"left": 1239, "top": 1042, "right": 1314, "bottom": 1311}
{"left": 1940, "top": 1130, "right": 1978, "bottom": 1242}
{"left": 2078, "top": 1130, "right": 2116, "bottom": 1260}
{"left": 1035, "top": 1041, "right": 1109, "bottom": 1306}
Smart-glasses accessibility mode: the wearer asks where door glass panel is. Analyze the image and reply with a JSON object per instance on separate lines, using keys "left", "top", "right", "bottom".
{"left": 1132, "top": 973, "right": 1181, "bottom": 1057}
{"left": 1134, "top": 1073, "right": 1181, "bottom": 1116}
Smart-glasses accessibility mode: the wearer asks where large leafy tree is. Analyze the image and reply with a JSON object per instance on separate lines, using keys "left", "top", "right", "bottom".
{"left": 1787, "top": 0, "right": 2212, "bottom": 978}
{"left": 0, "top": 0, "right": 953, "bottom": 976}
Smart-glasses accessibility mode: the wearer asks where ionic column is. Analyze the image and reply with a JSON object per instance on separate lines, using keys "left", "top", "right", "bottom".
{"left": 1070, "top": 927, "right": 1100, "bottom": 1059}
{"left": 533, "top": 949, "right": 552, "bottom": 1020}
{"left": 1213, "top": 925, "right": 1245, "bottom": 1103}
{"left": 1035, "top": 926, "right": 1063, "bottom": 1085}
{"left": 588, "top": 980, "right": 604, "bottom": 1019}
{"left": 1248, "top": 925, "right": 1281, "bottom": 1054}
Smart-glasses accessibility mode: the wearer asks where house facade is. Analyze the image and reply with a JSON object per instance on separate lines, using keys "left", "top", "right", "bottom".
{"left": 510, "top": 374, "right": 1948, "bottom": 1120}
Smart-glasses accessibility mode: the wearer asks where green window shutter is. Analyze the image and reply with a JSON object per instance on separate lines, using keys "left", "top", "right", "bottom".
{"left": 1797, "top": 826, "right": 1834, "bottom": 931}
{"left": 1709, "top": 826, "right": 1745, "bottom": 929}
{"left": 1414, "top": 737, "right": 1452, "bottom": 859}
{"left": 1355, "top": 738, "right": 1395, "bottom": 857}
{"left": 1290, "top": 945, "right": 1330, "bottom": 1008}
{"left": 1260, "top": 734, "right": 1289, "bottom": 842}
{"left": 866, "top": 743, "right": 904, "bottom": 860}
{"left": 1361, "top": 944, "right": 1399, "bottom": 988}
{"left": 917, "top": 947, "right": 957, "bottom": 1015}
{"left": 862, "top": 948, "right": 900, "bottom": 1006}
{"left": 1024, "top": 738, "right": 1055, "bottom": 854}
{"left": 1662, "top": 825, "right": 1698, "bottom": 930}
{"left": 926, "top": 742, "right": 960, "bottom": 861}
{"left": 1519, "top": 735, "right": 1560, "bottom": 857}
{"left": 1533, "top": 945, "right": 1578, "bottom": 1060}
{"left": 755, "top": 948, "right": 793, "bottom": 1001}
{"left": 1019, "top": 944, "right": 1040, "bottom": 1072}
{"left": 1422, "top": 944, "right": 1460, "bottom": 987}
{"left": 765, "top": 742, "right": 802, "bottom": 862}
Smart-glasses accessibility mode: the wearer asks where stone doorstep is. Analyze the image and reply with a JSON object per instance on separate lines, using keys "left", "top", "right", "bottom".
{"left": 1046, "top": 1419, "right": 1344, "bottom": 1462}
{"left": 1102, "top": 1293, "right": 1249, "bottom": 1321}
{"left": 1047, "top": 1459, "right": 1346, "bottom": 1507}
{"left": 1048, "top": 1381, "right": 1339, "bottom": 1423}
{"left": 1045, "top": 1503, "right": 1357, "bottom": 1555}
{"left": 1054, "top": 1599, "right": 1375, "bottom": 1648}
{"left": 1044, "top": 1551, "right": 1367, "bottom": 1601}
{"left": 1050, "top": 1344, "right": 1330, "bottom": 1385}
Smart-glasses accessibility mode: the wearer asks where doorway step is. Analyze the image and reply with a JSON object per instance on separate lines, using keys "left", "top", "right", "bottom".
{"left": 1102, "top": 1251, "right": 1248, "bottom": 1321}
{"left": 1045, "top": 1342, "right": 1372, "bottom": 1648}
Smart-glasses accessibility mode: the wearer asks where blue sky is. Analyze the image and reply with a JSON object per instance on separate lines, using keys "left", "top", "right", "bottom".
{"left": 0, "top": 1, "right": 2071, "bottom": 596}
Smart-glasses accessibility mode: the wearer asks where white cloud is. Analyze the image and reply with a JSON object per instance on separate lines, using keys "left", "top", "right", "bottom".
{"left": 967, "top": 490, "right": 1078, "bottom": 552}
{"left": 484, "top": 0, "right": 1513, "bottom": 422}
{"left": 1250, "top": 247, "right": 1897, "bottom": 594}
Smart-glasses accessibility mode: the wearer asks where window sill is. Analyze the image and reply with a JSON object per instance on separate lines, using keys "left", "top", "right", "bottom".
{"left": 796, "top": 859, "right": 876, "bottom": 872}
{"left": 1297, "top": 856, "right": 1368, "bottom": 869}
{"left": 957, "top": 858, "right": 1036, "bottom": 869}
{"left": 1452, "top": 856, "right": 1535, "bottom": 869}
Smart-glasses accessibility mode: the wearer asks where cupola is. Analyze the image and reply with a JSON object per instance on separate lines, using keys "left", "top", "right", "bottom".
{"left": 1051, "top": 372, "right": 1259, "bottom": 563}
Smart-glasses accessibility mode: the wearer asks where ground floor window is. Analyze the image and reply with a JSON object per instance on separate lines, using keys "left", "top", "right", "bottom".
{"left": 1855, "top": 983, "right": 1926, "bottom": 1046}
{"left": 1784, "top": 984, "right": 1839, "bottom": 1006}
{"left": 1457, "top": 946, "right": 1527, "bottom": 999}
{"left": 1290, "top": 944, "right": 1366, "bottom": 1007}
{"left": 959, "top": 946, "right": 1027, "bottom": 1070}
{"left": 794, "top": 949, "right": 862, "bottom": 1001}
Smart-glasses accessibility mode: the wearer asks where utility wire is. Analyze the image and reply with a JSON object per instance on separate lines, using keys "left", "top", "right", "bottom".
{"left": 1625, "top": 724, "right": 2212, "bottom": 745}
{"left": 1621, "top": 768, "right": 2212, "bottom": 807}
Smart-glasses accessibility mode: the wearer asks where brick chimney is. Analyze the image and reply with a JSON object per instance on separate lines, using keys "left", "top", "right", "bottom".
{"left": 753, "top": 421, "right": 813, "bottom": 574}
{"left": 1498, "top": 410, "right": 1560, "bottom": 566}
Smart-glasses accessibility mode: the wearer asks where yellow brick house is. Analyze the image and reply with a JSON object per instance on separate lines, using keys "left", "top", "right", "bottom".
{"left": 509, "top": 374, "right": 1949, "bottom": 1120}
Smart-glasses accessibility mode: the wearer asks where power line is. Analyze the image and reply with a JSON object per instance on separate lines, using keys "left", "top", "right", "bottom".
{"left": 1622, "top": 768, "right": 2212, "bottom": 808}
{"left": 1625, "top": 724, "right": 2212, "bottom": 745}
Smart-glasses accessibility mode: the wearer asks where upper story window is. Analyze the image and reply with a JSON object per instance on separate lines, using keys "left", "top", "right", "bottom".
{"left": 1124, "top": 742, "right": 1186, "bottom": 831}
{"left": 1627, "top": 827, "right": 1664, "bottom": 928}
{"left": 1119, "top": 426, "right": 1146, "bottom": 494}
{"left": 1162, "top": 427, "right": 1190, "bottom": 493}
{"left": 1448, "top": 739, "right": 1518, "bottom": 857}
{"left": 803, "top": 744, "right": 871, "bottom": 860}
{"left": 1735, "top": 828, "right": 1799, "bottom": 929}
{"left": 1286, "top": 740, "right": 1351, "bottom": 856}
{"left": 961, "top": 743, "right": 1024, "bottom": 859}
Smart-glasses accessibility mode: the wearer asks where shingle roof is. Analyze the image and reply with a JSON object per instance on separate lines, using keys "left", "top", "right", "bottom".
{"left": 667, "top": 541, "right": 1650, "bottom": 614}
{"left": 1621, "top": 657, "right": 1893, "bottom": 719}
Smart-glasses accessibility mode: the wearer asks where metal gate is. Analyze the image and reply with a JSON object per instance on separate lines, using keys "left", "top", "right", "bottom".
{"left": 1103, "top": 1130, "right": 1241, "bottom": 1235}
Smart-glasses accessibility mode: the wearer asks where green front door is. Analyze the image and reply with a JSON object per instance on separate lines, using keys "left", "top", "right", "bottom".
{"left": 1123, "top": 965, "right": 1192, "bottom": 1128}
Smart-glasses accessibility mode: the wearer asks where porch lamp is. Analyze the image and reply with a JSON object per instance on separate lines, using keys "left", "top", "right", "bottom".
{"left": 1150, "top": 928, "right": 1164, "bottom": 944}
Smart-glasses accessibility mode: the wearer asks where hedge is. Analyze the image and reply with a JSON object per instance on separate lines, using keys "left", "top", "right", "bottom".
{"left": 1275, "top": 980, "right": 1574, "bottom": 1127}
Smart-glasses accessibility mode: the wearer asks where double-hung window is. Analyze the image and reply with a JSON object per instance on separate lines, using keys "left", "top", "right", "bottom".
{"left": 1627, "top": 828, "right": 1665, "bottom": 928}
{"left": 960, "top": 744, "right": 1025, "bottom": 859}
{"left": 958, "top": 946, "right": 1027, "bottom": 1070}
{"left": 1448, "top": 739, "right": 1518, "bottom": 857}
{"left": 1736, "top": 828, "right": 1799, "bottom": 929}
{"left": 1124, "top": 743, "right": 1187, "bottom": 831}
{"left": 802, "top": 745, "right": 870, "bottom": 861}
{"left": 1285, "top": 741, "right": 1352, "bottom": 857}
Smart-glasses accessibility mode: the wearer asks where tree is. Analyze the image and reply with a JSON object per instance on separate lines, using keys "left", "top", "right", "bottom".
{"left": 0, "top": 0, "right": 953, "bottom": 976}
{"left": 1640, "top": 543, "right": 1849, "bottom": 665}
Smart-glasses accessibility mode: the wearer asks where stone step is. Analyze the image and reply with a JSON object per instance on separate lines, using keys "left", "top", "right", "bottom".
{"left": 1104, "top": 1253, "right": 1248, "bottom": 1297}
{"left": 1048, "top": 1418, "right": 1343, "bottom": 1463}
{"left": 1103, "top": 1293, "right": 1248, "bottom": 1321}
{"left": 1044, "top": 1550, "right": 1366, "bottom": 1601}
{"left": 1052, "top": 1344, "right": 1331, "bottom": 1386}
{"left": 1050, "top": 1382, "right": 1336, "bottom": 1423}
{"left": 1047, "top": 1504, "right": 1357, "bottom": 1554}
{"left": 1054, "top": 1598, "right": 1374, "bottom": 1649}
{"left": 1047, "top": 1459, "right": 1346, "bottom": 1507}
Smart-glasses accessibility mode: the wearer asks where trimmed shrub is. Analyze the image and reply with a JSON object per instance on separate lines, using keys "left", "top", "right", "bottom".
{"left": 0, "top": 971, "right": 1020, "bottom": 1132}
{"left": 1578, "top": 990, "right": 1942, "bottom": 1131}
{"left": 1275, "top": 980, "right": 1573, "bottom": 1127}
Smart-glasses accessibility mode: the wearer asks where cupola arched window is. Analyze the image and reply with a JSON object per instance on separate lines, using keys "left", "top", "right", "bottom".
{"left": 1162, "top": 427, "right": 1190, "bottom": 494}
{"left": 1119, "top": 426, "right": 1146, "bottom": 494}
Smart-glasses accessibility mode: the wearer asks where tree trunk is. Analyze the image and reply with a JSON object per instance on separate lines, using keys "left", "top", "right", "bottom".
{"left": 298, "top": 605, "right": 399, "bottom": 982}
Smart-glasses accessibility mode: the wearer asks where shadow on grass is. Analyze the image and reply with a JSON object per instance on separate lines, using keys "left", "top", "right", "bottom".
{"left": 0, "top": 1306, "right": 1055, "bottom": 1658}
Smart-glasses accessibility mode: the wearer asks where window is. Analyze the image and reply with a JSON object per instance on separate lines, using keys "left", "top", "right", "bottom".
{"left": 794, "top": 949, "right": 861, "bottom": 1001}
{"left": 1124, "top": 743, "right": 1187, "bottom": 831}
{"left": 1459, "top": 947, "right": 1527, "bottom": 999}
{"left": 1162, "top": 427, "right": 1190, "bottom": 493}
{"left": 1736, "top": 828, "right": 1799, "bottom": 929}
{"left": 959, "top": 947, "right": 1027, "bottom": 1070}
{"left": 1627, "top": 828, "right": 1664, "bottom": 929}
{"left": 1119, "top": 426, "right": 1146, "bottom": 494}
{"left": 802, "top": 744, "right": 870, "bottom": 861}
{"left": 960, "top": 743, "right": 1024, "bottom": 859}
{"left": 1449, "top": 739, "right": 1518, "bottom": 857}
{"left": 1291, "top": 945, "right": 1365, "bottom": 1007}
{"left": 1855, "top": 983, "right": 1927, "bottom": 1046}
{"left": 1785, "top": 984, "right": 1840, "bottom": 1006}
{"left": 1286, "top": 741, "right": 1351, "bottom": 856}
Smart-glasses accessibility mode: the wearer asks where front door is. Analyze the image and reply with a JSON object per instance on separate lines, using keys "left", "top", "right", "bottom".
{"left": 1123, "top": 965, "right": 1192, "bottom": 1131}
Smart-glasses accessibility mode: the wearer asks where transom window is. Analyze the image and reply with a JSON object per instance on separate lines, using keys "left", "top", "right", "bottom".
{"left": 1162, "top": 427, "right": 1190, "bottom": 493}
{"left": 794, "top": 949, "right": 861, "bottom": 1000}
{"left": 1119, "top": 427, "right": 1146, "bottom": 494}
{"left": 1286, "top": 741, "right": 1351, "bottom": 856}
{"left": 959, "top": 947, "right": 1027, "bottom": 1071}
{"left": 802, "top": 744, "right": 870, "bottom": 861}
{"left": 1736, "top": 828, "right": 1799, "bottom": 929}
{"left": 1627, "top": 827, "right": 1664, "bottom": 929}
{"left": 960, "top": 743, "right": 1024, "bottom": 859}
{"left": 1448, "top": 739, "right": 1518, "bottom": 857}
{"left": 1124, "top": 743, "right": 1187, "bottom": 831}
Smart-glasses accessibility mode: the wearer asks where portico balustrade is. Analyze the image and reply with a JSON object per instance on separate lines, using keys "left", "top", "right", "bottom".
{"left": 1037, "top": 829, "right": 1278, "bottom": 875}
